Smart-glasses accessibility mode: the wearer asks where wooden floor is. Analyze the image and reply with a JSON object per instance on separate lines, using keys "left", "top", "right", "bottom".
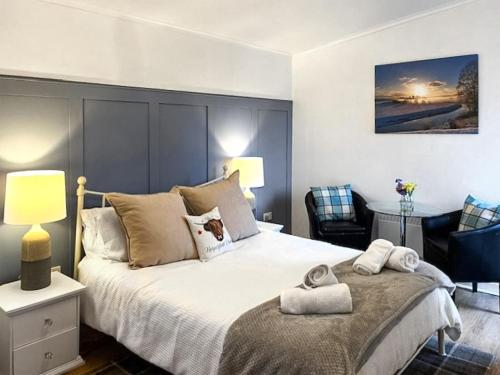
{"left": 453, "top": 288, "right": 500, "bottom": 375}
{"left": 67, "top": 287, "right": 500, "bottom": 375}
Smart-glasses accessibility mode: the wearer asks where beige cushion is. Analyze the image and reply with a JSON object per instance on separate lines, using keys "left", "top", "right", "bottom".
{"left": 170, "top": 177, "right": 230, "bottom": 214}
{"left": 178, "top": 171, "right": 259, "bottom": 241}
{"left": 169, "top": 176, "right": 223, "bottom": 195}
{"left": 169, "top": 186, "right": 181, "bottom": 194}
{"left": 106, "top": 192, "right": 197, "bottom": 268}
{"left": 170, "top": 179, "right": 222, "bottom": 214}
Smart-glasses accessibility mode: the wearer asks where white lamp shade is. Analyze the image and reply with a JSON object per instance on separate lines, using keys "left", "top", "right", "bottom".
{"left": 4, "top": 170, "right": 67, "bottom": 225}
{"left": 230, "top": 157, "right": 264, "bottom": 188}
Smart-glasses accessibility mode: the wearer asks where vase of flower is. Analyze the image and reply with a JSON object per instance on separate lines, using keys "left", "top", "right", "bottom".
{"left": 395, "top": 179, "right": 417, "bottom": 214}
{"left": 400, "top": 196, "right": 414, "bottom": 213}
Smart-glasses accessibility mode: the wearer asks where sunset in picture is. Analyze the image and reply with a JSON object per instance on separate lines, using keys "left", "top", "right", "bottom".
{"left": 375, "top": 55, "right": 478, "bottom": 134}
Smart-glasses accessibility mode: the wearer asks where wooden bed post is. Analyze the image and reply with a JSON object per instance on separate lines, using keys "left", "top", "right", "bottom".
{"left": 73, "top": 176, "right": 87, "bottom": 280}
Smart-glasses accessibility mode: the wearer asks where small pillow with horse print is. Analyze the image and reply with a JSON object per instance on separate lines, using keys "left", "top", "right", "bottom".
{"left": 184, "top": 207, "right": 234, "bottom": 261}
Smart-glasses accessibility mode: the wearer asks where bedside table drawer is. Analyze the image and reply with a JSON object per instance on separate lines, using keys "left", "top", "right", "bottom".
{"left": 13, "top": 297, "right": 77, "bottom": 348}
{"left": 13, "top": 328, "right": 78, "bottom": 375}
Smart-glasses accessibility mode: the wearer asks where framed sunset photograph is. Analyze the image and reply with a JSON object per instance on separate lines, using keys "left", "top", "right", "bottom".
{"left": 375, "top": 54, "right": 478, "bottom": 134}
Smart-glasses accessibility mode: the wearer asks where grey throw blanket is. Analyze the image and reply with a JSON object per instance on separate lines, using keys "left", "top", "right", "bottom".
{"left": 218, "top": 259, "right": 453, "bottom": 375}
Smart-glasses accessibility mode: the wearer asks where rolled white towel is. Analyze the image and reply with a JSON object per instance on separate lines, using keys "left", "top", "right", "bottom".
{"left": 303, "top": 264, "right": 338, "bottom": 289}
{"left": 280, "top": 283, "right": 352, "bottom": 315}
{"left": 353, "top": 239, "right": 394, "bottom": 276}
{"left": 385, "top": 246, "right": 420, "bottom": 273}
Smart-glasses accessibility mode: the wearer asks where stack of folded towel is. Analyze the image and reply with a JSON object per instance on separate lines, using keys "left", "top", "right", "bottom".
{"left": 353, "top": 239, "right": 420, "bottom": 276}
{"left": 280, "top": 240, "right": 420, "bottom": 315}
{"left": 280, "top": 264, "right": 352, "bottom": 315}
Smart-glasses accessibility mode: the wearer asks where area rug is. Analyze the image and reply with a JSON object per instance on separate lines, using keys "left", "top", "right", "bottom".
{"left": 403, "top": 336, "right": 494, "bottom": 375}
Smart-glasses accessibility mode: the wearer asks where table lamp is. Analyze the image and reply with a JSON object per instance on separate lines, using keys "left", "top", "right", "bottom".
{"left": 229, "top": 157, "right": 264, "bottom": 214}
{"left": 3, "top": 170, "right": 66, "bottom": 290}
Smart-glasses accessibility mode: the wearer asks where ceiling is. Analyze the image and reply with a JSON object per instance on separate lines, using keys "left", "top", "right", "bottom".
{"left": 45, "top": 0, "right": 466, "bottom": 54}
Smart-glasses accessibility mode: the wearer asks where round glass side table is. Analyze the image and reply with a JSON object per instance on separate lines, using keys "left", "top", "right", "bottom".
{"left": 367, "top": 201, "right": 443, "bottom": 246}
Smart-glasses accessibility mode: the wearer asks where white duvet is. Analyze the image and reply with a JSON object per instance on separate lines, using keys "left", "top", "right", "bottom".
{"left": 79, "top": 230, "right": 462, "bottom": 375}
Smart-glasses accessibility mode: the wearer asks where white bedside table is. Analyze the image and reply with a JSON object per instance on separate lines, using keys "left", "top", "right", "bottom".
{"left": 0, "top": 272, "right": 86, "bottom": 375}
{"left": 256, "top": 220, "right": 284, "bottom": 233}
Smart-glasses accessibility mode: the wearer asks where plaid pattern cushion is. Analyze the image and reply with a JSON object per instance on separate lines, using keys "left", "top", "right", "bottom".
{"left": 311, "top": 185, "right": 356, "bottom": 222}
{"left": 458, "top": 195, "right": 500, "bottom": 231}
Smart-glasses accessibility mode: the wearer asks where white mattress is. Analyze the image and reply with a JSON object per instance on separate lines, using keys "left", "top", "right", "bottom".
{"left": 79, "top": 230, "right": 461, "bottom": 375}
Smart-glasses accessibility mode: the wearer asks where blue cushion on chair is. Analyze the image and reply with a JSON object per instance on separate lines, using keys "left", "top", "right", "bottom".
{"left": 310, "top": 185, "right": 356, "bottom": 222}
{"left": 458, "top": 195, "right": 500, "bottom": 231}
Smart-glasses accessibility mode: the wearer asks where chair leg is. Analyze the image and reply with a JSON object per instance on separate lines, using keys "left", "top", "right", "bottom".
{"left": 472, "top": 282, "right": 478, "bottom": 293}
{"left": 438, "top": 328, "right": 446, "bottom": 356}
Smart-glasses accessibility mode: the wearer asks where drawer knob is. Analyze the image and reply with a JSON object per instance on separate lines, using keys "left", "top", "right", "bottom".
{"left": 44, "top": 318, "right": 53, "bottom": 327}
{"left": 44, "top": 352, "right": 54, "bottom": 360}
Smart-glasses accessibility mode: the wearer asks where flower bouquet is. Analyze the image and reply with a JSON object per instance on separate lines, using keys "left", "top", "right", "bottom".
{"left": 395, "top": 179, "right": 417, "bottom": 213}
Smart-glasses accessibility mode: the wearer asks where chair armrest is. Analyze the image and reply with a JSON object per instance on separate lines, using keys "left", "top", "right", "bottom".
{"left": 422, "top": 210, "right": 462, "bottom": 238}
{"left": 353, "top": 193, "right": 374, "bottom": 230}
{"left": 313, "top": 212, "right": 323, "bottom": 234}
{"left": 448, "top": 221, "right": 500, "bottom": 281}
{"left": 305, "top": 192, "right": 322, "bottom": 238}
{"left": 357, "top": 203, "right": 374, "bottom": 230}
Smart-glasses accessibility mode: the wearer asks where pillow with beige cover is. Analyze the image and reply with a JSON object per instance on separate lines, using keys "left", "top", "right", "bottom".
{"left": 106, "top": 192, "right": 197, "bottom": 268}
{"left": 169, "top": 178, "right": 221, "bottom": 213}
{"left": 178, "top": 171, "right": 259, "bottom": 241}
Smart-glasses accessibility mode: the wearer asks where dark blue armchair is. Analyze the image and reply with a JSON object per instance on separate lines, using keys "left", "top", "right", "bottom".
{"left": 422, "top": 209, "right": 500, "bottom": 309}
{"left": 305, "top": 190, "right": 374, "bottom": 250}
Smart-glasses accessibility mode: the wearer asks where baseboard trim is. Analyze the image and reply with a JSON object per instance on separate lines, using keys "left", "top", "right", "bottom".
{"left": 457, "top": 283, "right": 499, "bottom": 297}
{"left": 41, "top": 356, "right": 84, "bottom": 375}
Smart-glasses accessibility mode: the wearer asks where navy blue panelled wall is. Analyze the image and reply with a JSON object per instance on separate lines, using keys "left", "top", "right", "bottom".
{"left": 0, "top": 76, "right": 292, "bottom": 283}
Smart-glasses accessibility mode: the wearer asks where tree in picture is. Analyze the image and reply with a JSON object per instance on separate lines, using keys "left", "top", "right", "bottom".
{"left": 457, "top": 60, "right": 479, "bottom": 114}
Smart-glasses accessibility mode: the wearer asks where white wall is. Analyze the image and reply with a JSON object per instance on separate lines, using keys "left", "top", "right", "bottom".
{"left": 292, "top": 0, "right": 500, "bottom": 237}
{"left": 0, "top": 0, "right": 291, "bottom": 99}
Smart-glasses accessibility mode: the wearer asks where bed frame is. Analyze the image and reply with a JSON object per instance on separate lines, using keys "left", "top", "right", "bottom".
{"left": 73, "top": 169, "right": 228, "bottom": 279}
{"left": 72, "top": 174, "right": 448, "bottom": 374}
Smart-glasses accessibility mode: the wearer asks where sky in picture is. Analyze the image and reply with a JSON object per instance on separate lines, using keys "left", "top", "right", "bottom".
{"left": 375, "top": 55, "right": 477, "bottom": 103}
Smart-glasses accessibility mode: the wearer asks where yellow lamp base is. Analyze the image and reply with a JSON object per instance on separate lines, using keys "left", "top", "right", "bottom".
{"left": 21, "top": 224, "right": 51, "bottom": 290}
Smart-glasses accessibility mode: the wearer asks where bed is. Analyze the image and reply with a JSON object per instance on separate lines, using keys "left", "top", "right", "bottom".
{"left": 73, "top": 177, "right": 462, "bottom": 375}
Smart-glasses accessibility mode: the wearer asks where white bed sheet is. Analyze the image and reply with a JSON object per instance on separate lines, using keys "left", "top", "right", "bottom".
{"left": 79, "top": 230, "right": 461, "bottom": 375}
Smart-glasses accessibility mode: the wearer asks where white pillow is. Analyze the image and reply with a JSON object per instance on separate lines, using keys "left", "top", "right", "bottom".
{"left": 184, "top": 207, "right": 234, "bottom": 261}
{"left": 80, "top": 207, "right": 128, "bottom": 262}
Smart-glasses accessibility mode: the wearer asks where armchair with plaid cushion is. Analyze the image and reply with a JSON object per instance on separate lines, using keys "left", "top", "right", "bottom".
{"left": 422, "top": 205, "right": 500, "bottom": 309}
{"left": 305, "top": 190, "right": 374, "bottom": 250}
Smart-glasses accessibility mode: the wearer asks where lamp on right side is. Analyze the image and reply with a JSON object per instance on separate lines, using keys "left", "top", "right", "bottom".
{"left": 229, "top": 157, "right": 264, "bottom": 214}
